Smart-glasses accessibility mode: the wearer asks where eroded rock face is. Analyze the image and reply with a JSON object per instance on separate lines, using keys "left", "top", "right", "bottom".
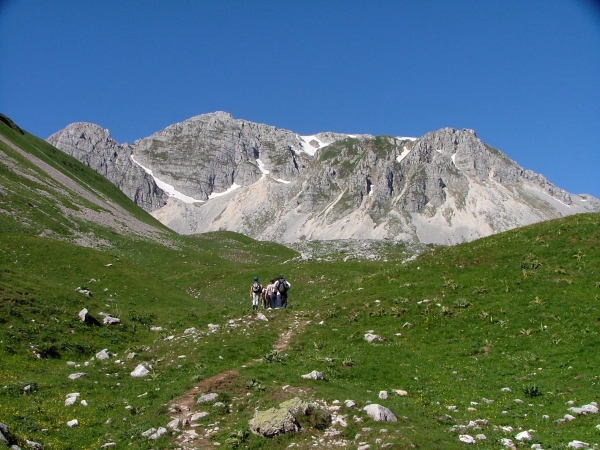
{"left": 48, "top": 113, "right": 600, "bottom": 245}
{"left": 47, "top": 123, "right": 168, "bottom": 212}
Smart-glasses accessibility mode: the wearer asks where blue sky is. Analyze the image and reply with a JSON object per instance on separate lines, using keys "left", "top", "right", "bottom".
{"left": 1, "top": 0, "right": 599, "bottom": 198}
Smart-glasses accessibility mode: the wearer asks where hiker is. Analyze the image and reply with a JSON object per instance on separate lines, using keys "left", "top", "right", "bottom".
{"left": 274, "top": 275, "right": 291, "bottom": 308}
{"left": 250, "top": 276, "right": 262, "bottom": 310}
{"left": 261, "top": 285, "right": 269, "bottom": 309}
{"left": 265, "top": 279, "right": 276, "bottom": 309}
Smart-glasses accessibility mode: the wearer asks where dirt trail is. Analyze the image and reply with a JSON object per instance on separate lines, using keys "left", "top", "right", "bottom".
{"left": 167, "top": 311, "right": 308, "bottom": 449}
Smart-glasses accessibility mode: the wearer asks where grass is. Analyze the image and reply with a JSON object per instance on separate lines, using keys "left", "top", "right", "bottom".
{"left": 1, "top": 115, "right": 599, "bottom": 449}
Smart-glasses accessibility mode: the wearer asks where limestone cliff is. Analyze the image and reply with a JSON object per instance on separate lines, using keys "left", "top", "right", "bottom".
{"left": 48, "top": 112, "right": 600, "bottom": 244}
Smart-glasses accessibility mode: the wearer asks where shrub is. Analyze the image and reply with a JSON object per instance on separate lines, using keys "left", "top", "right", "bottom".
{"left": 522, "top": 384, "right": 542, "bottom": 398}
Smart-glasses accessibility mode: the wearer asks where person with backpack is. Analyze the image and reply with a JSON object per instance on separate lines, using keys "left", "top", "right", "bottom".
{"left": 265, "top": 278, "right": 276, "bottom": 308}
{"left": 274, "top": 275, "right": 291, "bottom": 308}
{"left": 250, "top": 276, "right": 262, "bottom": 311}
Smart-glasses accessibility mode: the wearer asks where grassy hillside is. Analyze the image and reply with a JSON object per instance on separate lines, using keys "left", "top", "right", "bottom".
{"left": 1, "top": 115, "right": 599, "bottom": 449}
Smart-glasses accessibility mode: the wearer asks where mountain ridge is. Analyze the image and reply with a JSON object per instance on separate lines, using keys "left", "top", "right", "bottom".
{"left": 47, "top": 112, "right": 600, "bottom": 244}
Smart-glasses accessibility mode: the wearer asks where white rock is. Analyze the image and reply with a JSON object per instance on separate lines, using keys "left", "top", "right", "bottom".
{"left": 66, "top": 419, "right": 78, "bottom": 427}
{"left": 357, "top": 445, "right": 370, "bottom": 450}
{"left": 515, "top": 431, "right": 532, "bottom": 441}
{"left": 542, "top": 415, "right": 550, "bottom": 419}
{"left": 345, "top": 400, "right": 356, "bottom": 408}
{"left": 568, "top": 441, "right": 590, "bottom": 449}
{"left": 569, "top": 403, "right": 599, "bottom": 415}
{"left": 130, "top": 364, "right": 149, "bottom": 378}
{"left": 364, "top": 333, "right": 380, "bottom": 343}
{"left": 564, "top": 414, "right": 576, "bottom": 421}
{"left": 100, "top": 443, "right": 116, "bottom": 448}
{"left": 191, "top": 412, "right": 209, "bottom": 421}
{"left": 68, "top": 373, "right": 86, "bottom": 380}
{"left": 476, "top": 434, "right": 486, "bottom": 440}
{"left": 167, "top": 418, "right": 179, "bottom": 430}
{"left": 141, "top": 428, "right": 156, "bottom": 437}
{"left": 363, "top": 404, "right": 397, "bottom": 422}
{"left": 183, "top": 327, "right": 196, "bottom": 334}
{"left": 256, "top": 313, "right": 268, "bottom": 321}
{"left": 514, "top": 399, "right": 524, "bottom": 404}
{"left": 459, "top": 435, "right": 476, "bottom": 444}
{"left": 501, "top": 426, "right": 514, "bottom": 432}
{"left": 64, "top": 393, "right": 80, "bottom": 406}
{"left": 379, "top": 391, "right": 388, "bottom": 400}
{"left": 149, "top": 326, "right": 163, "bottom": 332}
{"left": 196, "top": 393, "right": 219, "bottom": 404}
{"left": 149, "top": 427, "right": 167, "bottom": 440}
{"left": 301, "top": 370, "right": 326, "bottom": 380}
{"left": 500, "top": 438, "right": 516, "bottom": 449}
{"left": 96, "top": 349, "right": 111, "bottom": 360}
{"left": 501, "top": 387, "right": 512, "bottom": 392}
{"left": 80, "top": 400, "right": 87, "bottom": 406}
{"left": 78, "top": 308, "right": 88, "bottom": 322}
{"left": 393, "top": 389, "right": 408, "bottom": 396}
{"left": 531, "top": 445, "right": 543, "bottom": 450}
{"left": 447, "top": 405, "right": 457, "bottom": 411}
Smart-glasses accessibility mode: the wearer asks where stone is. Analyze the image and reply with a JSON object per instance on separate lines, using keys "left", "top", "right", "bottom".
{"left": 393, "top": 389, "right": 408, "bottom": 396}
{"left": 564, "top": 414, "right": 576, "bottom": 421}
{"left": 130, "top": 364, "right": 149, "bottom": 377}
{"left": 183, "top": 327, "right": 196, "bottom": 334}
{"left": 191, "top": 412, "right": 209, "bottom": 421}
{"left": 148, "top": 427, "right": 167, "bottom": 440}
{"left": 196, "top": 393, "right": 219, "bottom": 404}
{"left": 65, "top": 393, "right": 80, "bottom": 406}
{"left": 68, "top": 372, "right": 87, "bottom": 380}
{"left": 345, "top": 400, "right": 356, "bottom": 408}
{"left": 363, "top": 404, "right": 397, "bottom": 422}
{"left": 249, "top": 407, "right": 298, "bottom": 437}
{"left": 26, "top": 441, "right": 42, "bottom": 449}
{"left": 256, "top": 313, "right": 268, "bottom": 321}
{"left": 80, "top": 400, "right": 87, "bottom": 406}
{"left": 501, "top": 387, "right": 512, "bottom": 392}
{"left": 515, "top": 431, "right": 532, "bottom": 441}
{"left": 568, "top": 441, "right": 589, "bottom": 449}
{"left": 99, "top": 312, "right": 120, "bottom": 325}
{"left": 379, "top": 391, "right": 388, "bottom": 400}
{"left": 568, "top": 403, "right": 599, "bottom": 415}
{"left": 475, "top": 434, "right": 486, "bottom": 440}
{"left": 0, "top": 422, "right": 10, "bottom": 444}
{"left": 301, "top": 370, "right": 326, "bottom": 380}
{"left": 100, "top": 444, "right": 116, "bottom": 448}
{"left": 459, "top": 435, "right": 476, "bottom": 444}
{"left": 96, "top": 349, "right": 111, "bottom": 360}
{"left": 500, "top": 438, "right": 516, "bottom": 449}
{"left": 67, "top": 419, "right": 78, "bottom": 427}
{"left": 364, "top": 333, "right": 380, "bottom": 343}
{"left": 167, "top": 418, "right": 179, "bottom": 430}
{"left": 531, "top": 445, "right": 543, "bottom": 450}
{"left": 149, "top": 326, "right": 163, "bottom": 332}
{"left": 78, "top": 308, "right": 88, "bottom": 322}
{"left": 141, "top": 428, "right": 156, "bottom": 437}
{"left": 126, "top": 352, "right": 137, "bottom": 360}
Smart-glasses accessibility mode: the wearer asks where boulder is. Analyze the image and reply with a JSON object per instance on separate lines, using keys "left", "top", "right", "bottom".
{"left": 363, "top": 404, "right": 397, "bottom": 422}
{"left": 78, "top": 308, "right": 88, "bottom": 322}
{"left": 68, "top": 372, "right": 87, "bottom": 380}
{"left": 459, "top": 435, "right": 476, "bottom": 444}
{"left": 95, "top": 349, "right": 111, "bottom": 360}
{"left": 249, "top": 407, "right": 298, "bottom": 437}
{"left": 65, "top": 393, "right": 80, "bottom": 406}
{"left": 301, "top": 370, "right": 326, "bottom": 380}
{"left": 249, "top": 397, "right": 331, "bottom": 438}
{"left": 130, "top": 364, "right": 150, "bottom": 377}
{"left": 99, "top": 312, "right": 121, "bottom": 325}
{"left": 196, "top": 393, "right": 219, "bottom": 404}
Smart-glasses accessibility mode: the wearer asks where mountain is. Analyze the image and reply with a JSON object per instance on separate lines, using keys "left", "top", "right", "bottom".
{"left": 48, "top": 112, "right": 600, "bottom": 244}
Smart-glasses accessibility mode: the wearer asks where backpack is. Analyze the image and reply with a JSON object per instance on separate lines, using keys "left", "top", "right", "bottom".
{"left": 277, "top": 279, "right": 288, "bottom": 294}
{"left": 252, "top": 281, "right": 262, "bottom": 293}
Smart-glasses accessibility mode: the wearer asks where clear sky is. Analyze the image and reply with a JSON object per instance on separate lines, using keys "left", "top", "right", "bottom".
{"left": 1, "top": 0, "right": 599, "bottom": 198}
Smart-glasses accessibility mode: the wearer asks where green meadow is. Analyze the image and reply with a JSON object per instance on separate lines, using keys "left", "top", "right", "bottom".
{"left": 1, "top": 117, "right": 599, "bottom": 449}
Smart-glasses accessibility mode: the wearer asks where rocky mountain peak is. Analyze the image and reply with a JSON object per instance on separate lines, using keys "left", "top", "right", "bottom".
{"left": 48, "top": 112, "right": 600, "bottom": 244}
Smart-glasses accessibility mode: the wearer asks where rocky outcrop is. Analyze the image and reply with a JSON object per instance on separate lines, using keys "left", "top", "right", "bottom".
{"left": 48, "top": 113, "right": 600, "bottom": 245}
{"left": 249, "top": 397, "right": 331, "bottom": 437}
{"left": 47, "top": 123, "right": 168, "bottom": 211}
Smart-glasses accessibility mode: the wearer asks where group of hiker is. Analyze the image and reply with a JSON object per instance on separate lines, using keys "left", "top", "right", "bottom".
{"left": 250, "top": 275, "right": 291, "bottom": 310}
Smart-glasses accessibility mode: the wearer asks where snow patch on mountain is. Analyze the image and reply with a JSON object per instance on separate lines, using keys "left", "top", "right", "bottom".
{"left": 208, "top": 183, "right": 242, "bottom": 199}
{"left": 396, "top": 146, "right": 411, "bottom": 163}
{"left": 298, "top": 135, "right": 331, "bottom": 156}
{"left": 130, "top": 155, "right": 204, "bottom": 204}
